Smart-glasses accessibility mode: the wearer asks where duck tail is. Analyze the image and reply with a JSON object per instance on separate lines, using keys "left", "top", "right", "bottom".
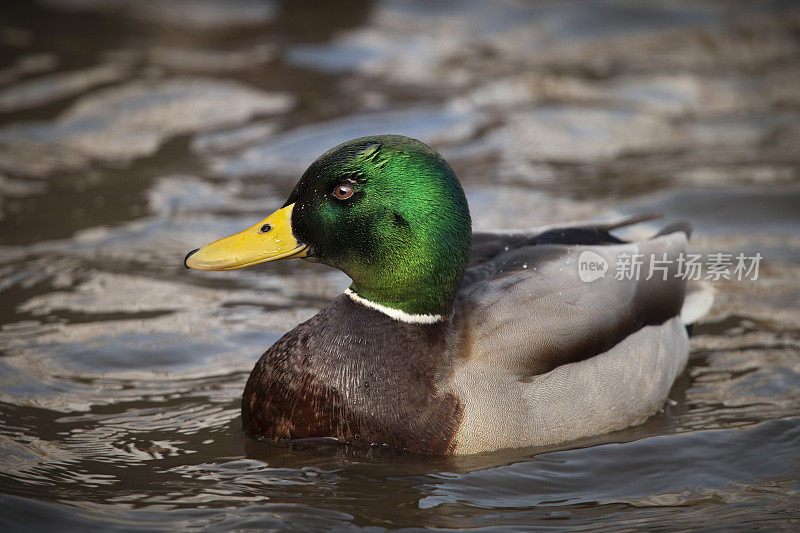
{"left": 681, "top": 281, "right": 715, "bottom": 329}
{"left": 602, "top": 213, "right": 663, "bottom": 231}
{"left": 653, "top": 220, "right": 693, "bottom": 239}
{"left": 601, "top": 214, "right": 694, "bottom": 240}
{"left": 604, "top": 215, "right": 712, "bottom": 330}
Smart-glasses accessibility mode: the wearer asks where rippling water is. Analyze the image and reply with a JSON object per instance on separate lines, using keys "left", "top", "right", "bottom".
{"left": 1, "top": 0, "right": 799, "bottom": 530}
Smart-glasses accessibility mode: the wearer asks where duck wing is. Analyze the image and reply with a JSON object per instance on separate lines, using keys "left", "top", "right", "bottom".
{"left": 454, "top": 219, "right": 689, "bottom": 377}
{"left": 467, "top": 214, "right": 666, "bottom": 268}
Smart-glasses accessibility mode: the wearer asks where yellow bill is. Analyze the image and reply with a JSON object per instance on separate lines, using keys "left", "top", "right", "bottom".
{"left": 185, "top": 203, "right": 307, "bottom": 271}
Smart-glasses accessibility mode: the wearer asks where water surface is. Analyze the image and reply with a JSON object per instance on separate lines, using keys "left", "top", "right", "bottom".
{"left": 1, "top": 0, "right": 799, "bottom": 530}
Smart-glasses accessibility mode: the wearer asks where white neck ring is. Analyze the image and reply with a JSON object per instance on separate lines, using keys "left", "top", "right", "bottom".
{"left": 344, "top": 288, "right": 446, "bottom": 324}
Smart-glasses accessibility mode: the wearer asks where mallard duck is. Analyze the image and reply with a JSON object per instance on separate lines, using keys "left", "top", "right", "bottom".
{"left": 185, "top": 134, "right": 711, "bottom": 455}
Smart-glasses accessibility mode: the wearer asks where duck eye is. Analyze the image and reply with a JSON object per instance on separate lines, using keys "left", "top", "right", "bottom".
{"left": 332, "top": 183, "right": 355, "bottom": 200}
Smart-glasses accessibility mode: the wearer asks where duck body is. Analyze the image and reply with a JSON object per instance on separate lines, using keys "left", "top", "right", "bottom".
{"left": 240, "top": 224, "right": 691, "bottom": 454}
{"left": 186, "top": 135, "right": 709, "bottom": 455}
{"left": 242, "top": 294, "right": 463, "bottom": 454}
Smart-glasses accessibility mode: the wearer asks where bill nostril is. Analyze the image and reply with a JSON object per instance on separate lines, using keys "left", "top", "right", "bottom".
{"left": 260, "top": 224, "right": 272, "bottom": 234}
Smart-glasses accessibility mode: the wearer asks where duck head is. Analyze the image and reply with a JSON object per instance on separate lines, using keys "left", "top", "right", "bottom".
{"left": 186, "top": 135, "right": 472, "bottom": 316}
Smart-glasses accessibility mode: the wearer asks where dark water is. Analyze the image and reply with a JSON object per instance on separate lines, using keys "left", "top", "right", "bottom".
{"left": 1, "top": 0, "right": 800, "bottom": 530}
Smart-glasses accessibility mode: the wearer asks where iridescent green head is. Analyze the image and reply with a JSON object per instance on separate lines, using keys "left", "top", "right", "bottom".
{"left": 288, "top": 135, "right": 471, "bottom": 316}
{"left": 185, "top": 135, "right": 472, "bottom": 317}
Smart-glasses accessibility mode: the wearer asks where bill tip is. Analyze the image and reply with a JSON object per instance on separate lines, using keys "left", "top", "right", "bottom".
{"left": 184, "top": 248, "right": 199, "bottom": 269}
